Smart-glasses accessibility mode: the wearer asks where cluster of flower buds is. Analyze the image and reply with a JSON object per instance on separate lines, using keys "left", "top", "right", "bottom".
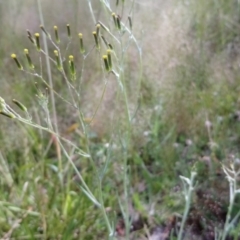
{"left": 0, "top": 97, "right": 29, "bottom": 119}
{"left": 102, "top": 49, "right": 112, "bottom": 72}
{"left": 11, "top": 17, "right": 130, "bottom": 81}
{"left": 11, "top": 49, "right": 35, "bottom": 70}
{"left": 112, "top": 13, "right": 121, "bottom": 30}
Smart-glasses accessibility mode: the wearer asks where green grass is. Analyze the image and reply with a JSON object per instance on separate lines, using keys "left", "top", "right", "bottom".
{"left": 2, "top": 0, "right": 240, "bottom": 239}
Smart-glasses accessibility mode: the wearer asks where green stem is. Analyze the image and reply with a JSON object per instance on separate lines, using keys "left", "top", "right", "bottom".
{"left": 37, "top": 0, "right": 62, "bottom": 173}
{"left": 178, "top": 172, "right": 196, "bottom": 240}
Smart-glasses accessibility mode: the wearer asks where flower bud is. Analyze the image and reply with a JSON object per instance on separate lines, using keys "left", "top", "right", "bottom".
{"left": 0, "top": 111, "right": 16, "bottom": 119}
{"left": 93, "top": 31, "right": 100, "bottom": 50}
{"left": 128, "top": 16, "right": 132, "bottom": 30}
{"left": 11, "top": 54, "right": 23, "bottom": 70}
{"left": 116, "top": 15, "right": 121, "bottom": 30}
{"left": 24, "top": 49, "right": 34, "bottom": 69}
{"left": 78, "top": 33, "right": 85, "bottom": 54}
{"left": 107, "top": 49, "right": 112, "bottom": 70}
{"left": 103, "top": 55, "right": 110, "bottom": 72}
{"left": 54, "top": 50, "right": 62, "bottom": 71}
{"left": 98, "top": 21, "right": 110, "bottom": 33}
{"left": 67, "top": 24, "right": 71, "bottom": 38}
{"left": 27, "top": 29, "right": 34, "bottom": 44}
{"left": 69, "top": 55, "right": 76, "bottom": 80}
{"left": 54, "top": 26, "right": 60, "bottom": 43}
{"left": 96, "top": 24, "right": 101, "bottom": 37}
{"left": 12, "top": 99, "right": 28, "bottom": 112}
{"left": 40, "top": 25, "right": 50, "bottom": 38}
{"left": 112, "top": 13, "right": 117, "bottom": 29}
{"left": 34, "top": 33, "right": 41, "bottom": 51}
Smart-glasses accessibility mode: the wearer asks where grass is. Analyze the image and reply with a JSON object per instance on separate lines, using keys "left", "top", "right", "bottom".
{"left": 1, "top": 0, "right": 240, "bottom": 239}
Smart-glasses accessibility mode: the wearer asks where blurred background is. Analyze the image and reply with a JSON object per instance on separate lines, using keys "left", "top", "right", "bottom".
{"left": 1, "top": 0, "right": 240, "bottom": 238}
{"left": 2, "top": 0, "right": 240, "bottom": 157}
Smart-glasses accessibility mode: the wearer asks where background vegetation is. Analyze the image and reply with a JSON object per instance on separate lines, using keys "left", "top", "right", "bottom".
{"left": 1, "top": 0, "right": 240, "bottom": 239}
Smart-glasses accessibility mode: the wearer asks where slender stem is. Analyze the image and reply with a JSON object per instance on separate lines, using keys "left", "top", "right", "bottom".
{"left": 36, "top": 0, "right": 58, "bottom": 133}
{"left": 221, "top": 177, "right": 236, "bottom": 240}
{"left": 98, "top": 179, "right": 114, "bottom": 238}
{"left": 86, "top": 0, "right": 96, "bottom": 24}
{"left": 37, "top": 0, "right": 62, "bottom": 171}
{"left": 15, "top": 116, "right": 89, "bottom": 157}
{"left": 178, "top": 172, "right": 196, "bottom": 240}
{"left": 58, "top": 140, "right": 100, "bottom": 207}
